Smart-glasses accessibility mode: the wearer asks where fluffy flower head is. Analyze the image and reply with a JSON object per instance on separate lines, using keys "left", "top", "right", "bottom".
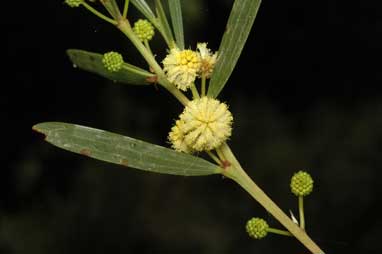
{"left": 168, "top": 120, "right": 193, "bottom": 154}
{"left": 168, "top": 97, "right": 233, "bottom": 152}
{"left": 162, "top": 48, "right": 201, "bottom": 91}
{"left": 197, "top": 43, "right": 217, "bottom": 78}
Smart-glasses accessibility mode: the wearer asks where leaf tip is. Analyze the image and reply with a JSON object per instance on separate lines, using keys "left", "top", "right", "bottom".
{"left": 66, "top": 48, "right": 75, "bottom": 55}
{"left": 32, "top": 123, "right": 47, "bottom": 140}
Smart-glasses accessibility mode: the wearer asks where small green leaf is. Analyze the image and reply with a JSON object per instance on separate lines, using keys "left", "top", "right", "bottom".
{"left": 130, "top": 0, "right": 156, "bottom": 20}
{"left": 33, "top": 122, "right": 222, "bottom": 176}
{"left": 155, "top": 0, "right": 175, "bottom": 48}
{"left": 67, "top": 49, "right": 155, "bottom": 85}
{"left": 168, "top": 0, "right": 184, "bottom": 49}
{"left": 207, "top": 0, "right": 262, "bottom": 98}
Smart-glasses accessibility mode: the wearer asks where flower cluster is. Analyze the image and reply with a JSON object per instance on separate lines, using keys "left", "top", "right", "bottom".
{"left": 290, "top": 171, "right": 314, "bottom": 196}
{"left": 162, "top": 48, "right": 201, "bottom": 91}
{"left": 102, "top": 51, "right": 124, "bottom": 72}
{"left": 197, "top": 43, "right": 217, "bottom": 78}
{"left": 246, "top": 218, "right": 269, "bottom": 239}
{"left": 133, "top": 19, "right": 155, "bottom": 41}
{"left": 168, "top": 97, "right": 233, "bottom": 153}
{"left": 162, "top": 44, "right": 217, "bottom": 91}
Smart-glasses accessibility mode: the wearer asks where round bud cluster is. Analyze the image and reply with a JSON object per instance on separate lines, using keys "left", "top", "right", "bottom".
{"left": 290, "top": 171, "right": 314, "bottom": 196}
{"left": 246, "top": 217, "right": 269, "bottom": 239}
{"left": 133, "top": 19, "right": 155, "bottom": 41}
{"left": 102, "top": 51, "right": 124, "bottom": 72}
{"left": 65, "top": 0, "right": 83, "bottom": 8}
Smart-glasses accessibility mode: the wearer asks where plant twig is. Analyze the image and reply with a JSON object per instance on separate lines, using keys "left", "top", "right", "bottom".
{"left": 220, "top": 143, "right": 324, "bottom": 254}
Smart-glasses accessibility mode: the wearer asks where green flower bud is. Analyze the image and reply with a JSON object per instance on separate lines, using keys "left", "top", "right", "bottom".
{"left": 102, "top": 51, "right": 124, "bottom": 72}
{"left": 133, "top": 19, "right": 155, "bottom": 41}
{"left": 65, "top": 0, "right": 83, "bottom": 8}
{"left": 246, "top": 217, "right": 269, "bottom": 239}
{"left": 290, "top": 171, "right": 314, "bottom": 197}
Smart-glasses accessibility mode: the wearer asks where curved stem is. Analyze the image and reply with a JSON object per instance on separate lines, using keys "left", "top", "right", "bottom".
{"left": 220, "top": 143, "right": 324, "bottom": 254}
{"left": 82, "top": 2, "right": 117, "bottom": 25}
{"left": 299, "top": 196, "right": 305, "bottom": 230}
{"left": 116, "top": 18, "right": 189, "bottom": 106}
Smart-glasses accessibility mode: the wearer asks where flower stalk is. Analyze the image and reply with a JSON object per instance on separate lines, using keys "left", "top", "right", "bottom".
{"left": 201, "top": 74, "right": 207, "bottom": 97}
{"left": 299, "top": 196, "right": 305, "bottom": 229}
{"left": 82, "top": 2, "right": 117, "bottom": 25}
{"left": 116, "top": 18, "right": 189, "bottom": 106}
{"left": 100, "top": 0, "right": 121, "bottom": 20}
{"left": 190, "top": 84, "right": 200, "bottom": 99}
{"left": 267, "top": 227, "right": 293, "bottom": 237}
{"left": 219, "top": 143, "right": 324, "bottom": 254}
{"left": 123, "top": 0, "right": 129, "bottom": 18}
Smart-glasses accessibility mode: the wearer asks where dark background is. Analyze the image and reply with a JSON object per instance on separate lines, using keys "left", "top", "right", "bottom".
{"left": 2, "top": 0, "right": 382, "bottom": 253}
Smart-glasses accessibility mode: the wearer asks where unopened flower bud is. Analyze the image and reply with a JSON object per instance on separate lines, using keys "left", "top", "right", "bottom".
{"left": 290, "top": 171, "right": 314, "bottom": 197}
{"left": 133, "top": 19, "right": 155, "bottom": 41}
{"left": 246, "top": 218, "right": 269, "bottom": 239}
{"left": 102, "top": 51, "right": 124, "bottom": 72}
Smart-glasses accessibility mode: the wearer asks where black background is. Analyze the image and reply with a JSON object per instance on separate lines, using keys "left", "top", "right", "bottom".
{"left": 2, "top": 0, "right": 382, "bottom": 253}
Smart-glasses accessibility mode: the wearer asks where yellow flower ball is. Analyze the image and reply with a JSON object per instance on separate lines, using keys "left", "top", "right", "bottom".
{"left": 162, "top": 48, "right": 201, "bottom": 91}
{"left": 168, "top": 97, "right": 233, "bottom": 152}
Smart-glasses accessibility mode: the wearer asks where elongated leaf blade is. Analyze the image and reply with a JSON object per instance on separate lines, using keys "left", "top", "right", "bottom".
{"left": 168, "top": 0, "right": 184, "bottom": 49}
{"left": 155, "top": 0, "right": 175, "bottom": 47}
{"left": 33, "top": 122, "right": 222, "bottom": 176}
{"left": 207, "top": 0, "right": 262, "bottom": 98}
{"left": 67, "top": 49, "right": 155, "bottom": 85}
{"left": 130, "top": 0, "right": 156, "bottom": 20}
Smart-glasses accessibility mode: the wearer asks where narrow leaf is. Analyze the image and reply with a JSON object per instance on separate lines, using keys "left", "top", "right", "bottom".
{"left": 67, "top": 49, "right": 155, "bottom": 85}
{"left": 168, "top": 0, "right": 184, "bottom": 49}
{"left": 155, "top": 0, "right": 175, "bottom": 47}
{"left": 130, "top": 0, "right": 156, "bottom": 20}
{"left": 207, "top": 0, "right": 262, "bottom": 98}
{"left": 33, "top": 122, "right": 222, "bottom": 176}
